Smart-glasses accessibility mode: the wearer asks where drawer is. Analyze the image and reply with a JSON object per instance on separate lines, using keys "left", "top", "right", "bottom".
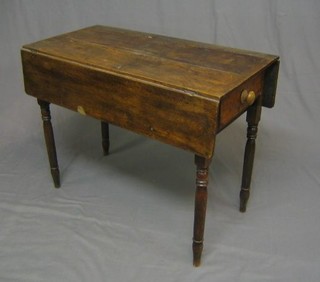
{"left": 218, "top": 73, "right": 264, "bottom": 131}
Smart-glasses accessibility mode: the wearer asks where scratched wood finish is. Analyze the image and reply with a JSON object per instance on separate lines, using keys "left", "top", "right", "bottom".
{"left": 21, "top": 25, "right": 279, "bottom": 158}
{"left": 218, "top": 73, "right": 263, "bottom": 131}
{"left": 22, "top": 25, "right": 277, "bottom": 99}
{"left": 21, "top": 26, "right": 280, "bottom": 267}
{"left": 193, "top": 155, "right": 211, "bottom": 266}
{"left": 240, "top": 96, "right": 262, "bottom": 212}
{"left": 22, "top": 50, "right": 217, "bottom": 158}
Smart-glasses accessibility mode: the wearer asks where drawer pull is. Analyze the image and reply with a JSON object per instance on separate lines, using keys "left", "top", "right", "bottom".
{"left": 241, "top": 90, "right": 256, "bottom": 106}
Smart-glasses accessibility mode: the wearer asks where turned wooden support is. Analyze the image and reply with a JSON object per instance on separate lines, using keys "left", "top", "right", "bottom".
{"left": 240, "top": 96, "right": 262, "bottom": 212}
{"left": 193, "top": 155, "right": 211, "bottom": 267}
{"left": 37, "top": 99, "right": 60, "bottom": 188}
{"left": 101, "top": 121, "right": 110, "bottom": 155}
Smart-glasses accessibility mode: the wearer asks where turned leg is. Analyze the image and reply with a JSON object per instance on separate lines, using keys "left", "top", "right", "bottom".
{"left": 101, "top": 121, "right": 110, "bottom": 155}
{"left": 37, "top": 99, "right": 60, "bottom": 188}
{"left": 240, "top": 96, "right": 262, "bottom": 212}
{"left": 193, "top": 155, "right": 211, "bottom": 267}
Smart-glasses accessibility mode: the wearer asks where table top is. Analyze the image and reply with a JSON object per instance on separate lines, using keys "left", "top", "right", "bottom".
{"left": 22, "top": 25, "right": 278, "bottom": 101}
{"left": 22, "top": 26, "right": 279, "bottom": 158}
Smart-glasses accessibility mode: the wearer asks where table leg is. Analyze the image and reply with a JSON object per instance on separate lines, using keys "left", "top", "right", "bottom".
{"left": 193, "top": 155, "right": 211, "bottom": 266}
{"left": 37, "top": 99, "right": 60, "bottom": 188}
{"left": 101, "top": 121, "right": 110, "bottom": 155}
{"left": 240, "top": 96, "right": 262, "bottom": 212}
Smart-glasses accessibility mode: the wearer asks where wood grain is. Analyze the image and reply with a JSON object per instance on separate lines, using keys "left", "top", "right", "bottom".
{"left": 22, "top": 50, "right": 217, "bottom": 158}
{"left": 21, "top": 25, "right": 279, "bottom": 157}
{"left": 21, "top": 25, "right": 280, "bottom": 267}
{"left": 22, "top": 25, "right": 278, "bottom": 101}
{"left": 239, "top": 96, "right": 262, "bottom": 212}
{"left": 193, "top": 155, "right": 211, "bottom": 267}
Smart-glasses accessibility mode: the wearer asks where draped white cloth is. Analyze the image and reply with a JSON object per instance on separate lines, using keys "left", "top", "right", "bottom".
{"left": 1, "top": 1, "right": 319, "bottom": 281}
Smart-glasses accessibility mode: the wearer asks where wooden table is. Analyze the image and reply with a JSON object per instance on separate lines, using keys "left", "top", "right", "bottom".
{"left": 21, "top": 25, "right": 279, "bottom": 266}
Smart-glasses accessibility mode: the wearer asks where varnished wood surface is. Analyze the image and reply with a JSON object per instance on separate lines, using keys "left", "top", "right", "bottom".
{"left": 37, "top": 99, "right": 60, "bottom": 188}
{"left": 22, "top": 25, "right": 278, "bottom": 100}
{"left": 21, "top": 25, "right": 280, "bottom": 267}
{"left": 21, "top": 25, "right": 279, "bottom": 158}
{"left": 240, "top": 96, "right": 262, "bottom": 212}
{"left": 22, "top": 50, "right": 217, "bottom": 157}
{"left": 193, "top": 155, "right": 211, "bottom": 266}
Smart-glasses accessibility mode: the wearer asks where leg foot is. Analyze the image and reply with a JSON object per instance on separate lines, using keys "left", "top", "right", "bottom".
{"left": 239, "top": 189, "right": 249, "bottom": 213}
{"left": 51, "top": 167, "right": 60, "bottom": 188}
{"left": 101, "top": 121, "right": 110, "bottom": 156}
{"left": 193, "top": 241, "right": 203, "bottom": 267}
{"left": 38, "top": 99, "right": 61, "bottom": 188}
{"left": 192, "top": 155, "right": 211, "bottom": 267}
{"left": 239, "top": 96, "right": 262, "bottom": 212}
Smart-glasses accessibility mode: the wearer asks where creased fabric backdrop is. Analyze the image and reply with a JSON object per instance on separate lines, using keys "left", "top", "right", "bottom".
{"left": 1, "top": 0, "right": 320, "bottom": 281}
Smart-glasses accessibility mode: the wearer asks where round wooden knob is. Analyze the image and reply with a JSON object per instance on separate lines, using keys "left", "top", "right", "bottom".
{"left": 241, "top": 90, "right": 256, "bottom": 106}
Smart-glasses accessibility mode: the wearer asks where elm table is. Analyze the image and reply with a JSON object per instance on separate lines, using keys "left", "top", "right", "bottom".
{"left": 21, "top": 25, "right": 279, "bottom": 266}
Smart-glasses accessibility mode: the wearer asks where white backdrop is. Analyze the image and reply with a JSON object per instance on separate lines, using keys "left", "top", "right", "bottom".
{"left": 1, "top": 1, "right": 320, "bottom": 281}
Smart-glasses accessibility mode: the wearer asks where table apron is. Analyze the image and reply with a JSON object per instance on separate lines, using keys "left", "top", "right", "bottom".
{"left": 22, "top": 50, "right": 218, "bottom": 158}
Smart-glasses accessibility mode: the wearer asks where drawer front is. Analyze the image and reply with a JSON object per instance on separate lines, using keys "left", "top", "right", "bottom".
{"left": 218, "top": 73, "right": 264, "bottom": 131}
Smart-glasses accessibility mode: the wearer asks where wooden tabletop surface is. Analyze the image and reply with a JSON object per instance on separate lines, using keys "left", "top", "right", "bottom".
{"left": 22, "top": 25, "right": 278, "bottom": 101}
